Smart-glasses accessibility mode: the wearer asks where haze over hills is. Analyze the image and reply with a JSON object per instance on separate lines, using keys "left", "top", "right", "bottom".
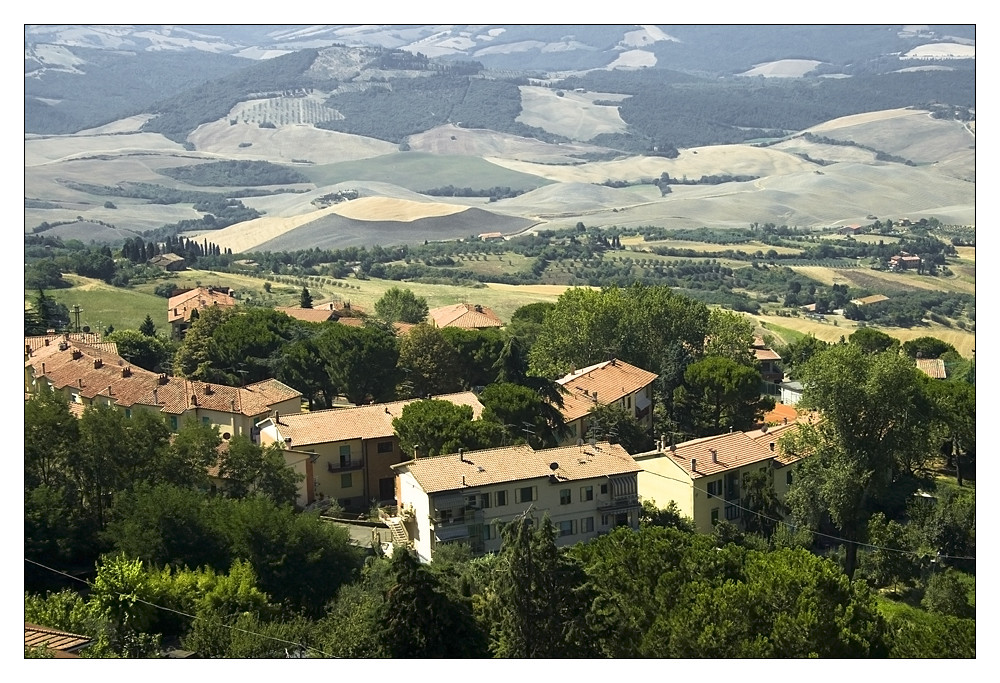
{"left": 24, "top": 25, "right": 974, "bottom": 251}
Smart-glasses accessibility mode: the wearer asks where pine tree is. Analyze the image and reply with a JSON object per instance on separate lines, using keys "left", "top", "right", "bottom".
{"left": 139, "top": 315, "right": 156, "bottom": 337}
{"left": 299, "top": 287, "right": 313, "bottom": 309}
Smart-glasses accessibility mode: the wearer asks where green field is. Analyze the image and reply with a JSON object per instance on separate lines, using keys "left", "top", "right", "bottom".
{"left": 36, "top": 276, "right": 170, "bottom": 333}
{"left": 301, "top": 152, "right": 553, "bottom": 192}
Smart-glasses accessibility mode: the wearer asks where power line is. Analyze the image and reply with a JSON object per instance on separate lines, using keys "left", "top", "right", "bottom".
{"left": 640, "top": 469, "right": 976, "bottom": 562}
{"left": 24, "top": 557, "right": 334, "bottom": 659}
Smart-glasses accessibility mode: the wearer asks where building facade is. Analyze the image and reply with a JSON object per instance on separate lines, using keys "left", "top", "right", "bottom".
{"left": 634, "top": 423, "right": 802, "bottom": 534}
{"left": 392, "top": 441, "right": 641, "bottom": 563}
{"left": 256, "top": 392, "right": 485, "bottom": 510}
{"left": 554, "top": 359, "right": 658, "bottom": 445}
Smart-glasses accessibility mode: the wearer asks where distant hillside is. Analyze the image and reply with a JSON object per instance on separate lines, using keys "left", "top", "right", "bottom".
{"left": 250, "top": 206, "right": 535, "bottom": 252}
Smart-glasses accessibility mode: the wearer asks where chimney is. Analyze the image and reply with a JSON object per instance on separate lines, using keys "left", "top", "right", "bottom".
{"left": 107, "top": 385, "right": 113, "bottom": 396}
{"left": 78, "top": 378, "right": 83, "bottom": 388}
{"left": 729, "top": 426, "right": 733, "bottom": 433}
{"left": 25, "top": 344, "right": 31, "bottom": 357}
{"left": 690, "top": 458, "right": 697, "bottom": 472}
{"left": 284, "top": 437, "right": 292, "bottom": 447}
{"left": 191, "top": 394, "right": 198, "bottom": 406}
{"left": 71, "top": 349, "right": 82, "bottom": 359}
{"left": 710, "top": 448, "right": 717, "bottom": 464}
{"left": 157, "top": 374, "right": 168, "bottom": 385}
{"left": 153, "top": 388, "right": 159, "bottom": 403}
{"left": 462, "top": 475, "right": 467, "bottom": 486}
{"left": 413, "top": 445, "right": 420, "bottom": 460}
{"left": 122, "top": 367, "right": 131, "bottom": 378}
{"left": 44, "top": 338, "right": 50, "bottom": 346}
{"left": 204, "top": 384, "right": 213, "bottom": 395}
{"left": 459, "top": 448, "right": 465, "bottom": 463}
{"left": 41, "top": 362, "right": 46, "bottom": 374}
{"left": 94, "top": 358, "right": 103, "bottom": 369}
{"left": 783, "top": 417, "right": 788, "bottom": 425}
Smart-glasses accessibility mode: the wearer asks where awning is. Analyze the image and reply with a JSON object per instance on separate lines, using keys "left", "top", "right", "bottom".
{"left": 435, "top": 524, "right": 470, "bottom": 541}
{"left": 635, "top": 393, "right": 651, "bottom": 411}
{"left": 609, "top": 475, "right": 637, "bottom": 498}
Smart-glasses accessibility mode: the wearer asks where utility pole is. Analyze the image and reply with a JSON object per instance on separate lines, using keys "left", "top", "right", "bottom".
{"left": 71, "top": 304, "right": 82, "bottom": 333}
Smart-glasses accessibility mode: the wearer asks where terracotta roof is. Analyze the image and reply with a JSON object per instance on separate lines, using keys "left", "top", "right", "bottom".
{"left": 25, "top": 332, "right": 110, "bottom": 354}
{"left": 762, "top": 402, "right": 799, "bottom": 425}
{"left": 555, "top": 359, "right": 659, "bottom": 422}
{"left": 657, "top": 431, "right": 780, "bottom": 479}
{"left": 267, "top": 392, "right": 485, "bottom": 447}
{"left": 26, "top": 338, "right": 300, "bottom": 418}
{"left": 25, "top": 623, "right": 92, "bottom": 653}
{"left": 394, "top": 441, "right": 640, "bottom": 494}
{"left": 168, "top": 287, "right": 236, "bottom": 324}
{"left": 916, "top": 358, "right": 947, "bottom": 379}
{"left": 275, "top": 306, "right": 339, "bottom": 323}
{"left": 745, "top": 422, "right": 804, "bottom": 464}
{"left": 428, "top": 303, "right": 503, "bottom": 329}
{"left": 754, "top": 347, "right": 782, "bottom": 362}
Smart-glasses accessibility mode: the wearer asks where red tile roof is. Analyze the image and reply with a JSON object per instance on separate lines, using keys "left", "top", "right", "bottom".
{"left": 394, "top": 441, "right": 640, "bottom": 494}
{"left": 658, "top": 430, "right": 781, "bottom": 479}
{"left": 24, "top": 623, "right": 92, "bottom": 653}
{"left": 555, "top": 359, "right": 658, "bottom": 422}
{"left": 168, "top": 287, "right": 236, "bottom": 324}
{"left": 429, "top": 303, "right": 503, "bottom": 329}
{"left": 267, "top": 392, "right": 485, "bottom": 447}
{"left": 26, "top": 337, "right": 300, "bottom": 417}
{"left": 762, "top": 402, "right": 798, "bottom": 425}
{"left": 275, "top": 306, "right": 339, "bottom": 323}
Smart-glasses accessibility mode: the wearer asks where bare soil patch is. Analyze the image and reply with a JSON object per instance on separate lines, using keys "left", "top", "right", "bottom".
{"left": 516, "top": 86, "right": 628, "bottom": 140}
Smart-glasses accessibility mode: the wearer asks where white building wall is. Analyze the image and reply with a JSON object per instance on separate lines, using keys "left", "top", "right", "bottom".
{"left": 398, "top": 471, "right": 433, "bottom": 563}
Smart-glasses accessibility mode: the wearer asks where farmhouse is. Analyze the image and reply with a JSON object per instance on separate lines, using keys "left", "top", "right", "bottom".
{"left": 850, "top": 294, "right": 890, "bottom": 306}
{"left": 889, "top": 252, "right": 922, "bottom": 271}
{"left": 276, "top": 304, "right": 341, "bottom": 324}
{"left": 916, "top": 358, "right": 948, "bottom": 379}
{"left": 147, "top": 252, "right": 186, "bottom": 271}
{"left": 391, "top": 441, "right": 641, "bottom": 563}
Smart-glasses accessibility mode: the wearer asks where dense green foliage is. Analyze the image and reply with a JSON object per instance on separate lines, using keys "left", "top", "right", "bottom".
{"left": 158, "top": 160, "right": 311, "bottom": 187}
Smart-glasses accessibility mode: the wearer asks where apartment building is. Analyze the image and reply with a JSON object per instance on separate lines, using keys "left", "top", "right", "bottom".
{"left": 392, "top": 441, "right": 641, "bottom": 563}
{"left": 554, "top": 359, "right": 658, "bottom": 445}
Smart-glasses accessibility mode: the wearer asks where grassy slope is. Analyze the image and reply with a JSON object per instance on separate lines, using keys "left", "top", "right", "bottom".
{"left": 300, "top": 152, "right": 553, "bottom": 192}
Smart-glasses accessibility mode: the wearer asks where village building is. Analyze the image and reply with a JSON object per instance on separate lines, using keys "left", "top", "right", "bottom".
{"left": 168, "top": 286, "right": 237, "bottom": 339}
{"left": 391, "top": 441, "right": 641, "bottom": 562}
{"left": 428, "top": 303, "right": 503, "bottom": 329}
{"left": 553, "top": 359, "right": 658, "bottom": 445}
{"left": 256, "top": 392, "right": 485, "bottom": 510}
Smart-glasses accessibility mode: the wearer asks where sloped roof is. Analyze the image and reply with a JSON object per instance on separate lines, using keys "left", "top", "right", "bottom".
{"left": 428, "top": 303, "right": 503, "bottom": 329}
{"left": 745, "top": 422, "right": 804, "bottom": 465}
{"left": 275, "top": 306, "right": 339, "bottom": 323}
{"left": 394, "top": 441, "right": 640, "bottom": 494}
{"left": 168, "top": 287, "right": 236, "bottom": 324}
{"left": 267, "top": 392, "right": 485, "bottom": 447}
{"left": 850, "top": 294, "right": 890, "bottom": 306}
{"left": 25, "top": 623, "right": 92, "bottom": 653}
{"left": 25, "top": 332, "right": 112, "bottom": 354}
{"left": 762, "top": 402, "right": 799, "bottom": 426}
{"left": 555, "top": 359, "right": 659, "bottom": 422}
{"left": 26, "top": 337, "right": 300, "bottom": 418}
{"left": 656, "top": 430, "right": 781, "bottom": 479}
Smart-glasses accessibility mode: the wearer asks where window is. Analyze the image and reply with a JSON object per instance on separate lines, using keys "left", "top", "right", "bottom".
{"left": 560, "top": 488, "right": 571, "bottom": 505}
{"left": 480, "top": 493, "right": 491, "bottom": 509}
{"left": 496, "top": 490, "right": 508, "bottom": 507}
{"left": 340, "top": 472, "right": 353, "bottom": 489}
{"left": 339, "top": 444, "right": 351, "bottom": 467}
{"left": 377, "top": 440, "right": 393, "bottom": 453}
{"left": 483, "top": 524, "right": 495, "bottom": 541}
{"left": 124, "top": 409, "right": 131, "bottom": 419}
{"left": 202, "top": 416, "right": 211, "bottom": 425}
{"left": 515, "top": 486, "right": 535, "bottom": 503}
{"left": 581, "top": 516, "right": 594, "bottom": 533}
{"left": 711, "top": 508, "right": 720, "bottom": 525}
{"left": 601, "top": 515, "right": 611, "bottom": 527}
{"left": 170, "top": 415, "right": 178, "bottom": 431}
{"left": 465, "top": 495, "right": 478, "bottom": 510}
{"left": 725, "top": 504, "right": 740, "bottom": 521}
{"left": 600, "top": 483, "right": 608, "bottom": 495}
{"left": 786, "top": 470, "right": 793, "bottom": 486}
{"left": 707, "top": 480, "right": 722, "bottom": 498}
{"left": 558, "top": 520, "right": 575, "bottom": 537}
{"left": 581, "top": 485, "right": 593, "bottom": 502}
